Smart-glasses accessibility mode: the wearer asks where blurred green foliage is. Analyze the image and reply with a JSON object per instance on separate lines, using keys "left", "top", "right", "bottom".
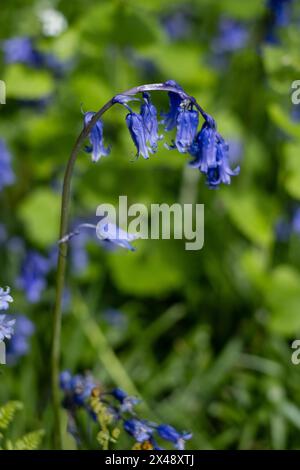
{"left": 1, "top": 0, "right": 300, "bottom": 450}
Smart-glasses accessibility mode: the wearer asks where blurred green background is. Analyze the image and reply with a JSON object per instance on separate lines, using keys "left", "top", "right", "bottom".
{"left": 1, "top": 0, "right": 300, "bottom": 450}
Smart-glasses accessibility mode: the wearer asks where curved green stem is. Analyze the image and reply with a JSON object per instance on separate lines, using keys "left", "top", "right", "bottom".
{"left": 50, "top": 82, "right": 202, "bottom": 449}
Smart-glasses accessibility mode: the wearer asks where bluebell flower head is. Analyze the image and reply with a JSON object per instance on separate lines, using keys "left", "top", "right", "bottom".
{"left": 162, "top": 10, "right": 191, "bottom": 41}
{"left": 84, "top": 112, "right": 110, "bottom": 163}
{"left": 174, "top": 106, "right": 199, "bottom": 153}
{"left": 140, "top": 92, "right": 162, "bottom": 152}
{"left": 124, "top": 418, "right": 154, "bottom": 443}
{"left": 17, "top": 251, "right": 50, "bottom": 303}
{"left": 6, "top": 315, "right": 35, "bottom": 362}
{"left": 0, "top": 139, "right": 15, "bottom": 191}
{"left": 112, "top": 388, "right": 140, "bottom": 413}
{"left": 161, "top": 82, "right": 184, "bottom": 131}
{"left": 156, "top": 424, "right": 192, "bottom": 450}
{"left": 0, "top": 286, "right": 13, "bottom": 310}
{"left": 0, "top": 315, "right": 15, "bottom": 341}
{"left": 125, "top": 112, "right": 152, "bottom": 160}
{"left": 189, "top": 120, "right": 239, "bottom": 188}
{"left": 71, "top": 374, "right": 97, "bottom": 406}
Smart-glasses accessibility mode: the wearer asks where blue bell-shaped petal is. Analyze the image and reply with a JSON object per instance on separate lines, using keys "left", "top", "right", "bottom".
{"left": 84, "top": 112, "right": 110, "bottom": 163}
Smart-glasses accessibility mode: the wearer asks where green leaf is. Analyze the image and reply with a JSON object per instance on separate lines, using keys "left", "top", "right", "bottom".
{"left": 265, "top": 266, "right": 300, "bottom": 335}
{"left": 13, "top": 430, "right": 44, "bottom": 450}
{"left": 281, "top": 142, "right": 300, "bottom": 199}
{"left": 5, "top": 64, "right": 54, "bottom": 99}
{"left": 224, "top": 190, "right": 277, "bottom": 248}
{"left": 268, "top": 104, "right": 300, "bottom": 139}
{"left": 18, "top": 188, "right": 60, "bottom": 247}
{"left": 0, "top": 402, "right": 23, "bottom": 431}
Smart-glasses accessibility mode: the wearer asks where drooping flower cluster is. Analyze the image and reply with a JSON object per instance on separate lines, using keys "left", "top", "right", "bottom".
{"left": 83, "top": 80, "right": 239, "bottom": 189}
{"left": 0, "top": 139, "right": 15, "bottom": 192}
{"left": 212, "top": 18, "right": 249, "bottom": 53}
{"left": 0, "top": 287, "right": 14, "bottom": 342}
{"left": 60, "top": 371, "right": 192, "bottom": 450}
{"left": 266, "top": 0, "right": 294, "bottom": 43}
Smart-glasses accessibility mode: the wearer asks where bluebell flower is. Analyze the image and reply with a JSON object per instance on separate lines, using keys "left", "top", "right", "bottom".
{"left": 126, "top": 112, "right": 152, "bottom": 160}
{"left": 212, "top": 18, "right": 249, "bottom": 53}
{"left": 275, "top": 218, "right": 291, "bottom": 242}
{"left": 0, "top": 139, "right": 15, "bottom": 191}
{"left": 17, "top": 251, "right": 50, "bottom": 303}
{"left": 70, "top": 374, "right": 97, "bottom": 406}
{"left": 103, "top": 308, "right": 127, "bottom": 328}
{"left": 173, "top": 107, "right": 199, "bottom": 153}
{"left": 123, "top": 419, "right": 154, "bottom": 443}
{"left": 189, "top": 120, "right": 239, "bottom": 188}
{"left": 0, "top": 315, "right": 15, "bottom": 341}
{"left": 140, "top": 93, "right": 161, "bottom": 152}
{"left": 84, "top": 112, "right": 110, "bottom": 162}
{"left": 6, "top": 315, "right": 35, "bottom": 362}
{"left": 156, "top": 424, "right": 192, "bottom": 450}
{"left": 60, "top": 370, "right": 73, "bottom": 392}
{"left": 111, "top": 388, "right": 140, "bottom": 413}
{"left": 0, "top": 286, "right": 13, "bottom": 310}
{"left": 96, "top": 220, "right": 139, "bottom": 251}
{"left": 161, "top": 80, "right": 184, "bottom": 131}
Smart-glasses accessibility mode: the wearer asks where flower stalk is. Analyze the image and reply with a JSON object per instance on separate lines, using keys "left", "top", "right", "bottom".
{"left": 51, "top": 81, "right": 238, "bottom": 448}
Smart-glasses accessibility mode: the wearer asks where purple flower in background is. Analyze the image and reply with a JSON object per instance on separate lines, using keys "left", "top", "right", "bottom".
{"left": 17, "top": 251, "right": 50, "bottom": 303}
{"left": 0, "top": 139, "right": 15, "bottom": 191}
{"left": 0, "top": 286, "right": 13, "bottom": 310}
{"left": 162, "top": 10, "right": 191, "bottom": 41}
{"left": 3, "top": 37, "right": 43, "bottom": 67}
{"left": 103, "top": 308, "right": 127, "bottom": 328}
{"left": 6, "top": 315, "right": 35, "bottom": 362}
{"left": 292, "top": 208, "right": 300, "bottom": 235}
{"left": 2, "top": 36, "right": 66, "bottom": 75}
{"left": 124, "top": 419, "right": 154, "bottom": 443}
{"left": 213, "top": 18, "right": 249, "bottom": 53}
{"left": 60, "top": 371, "right": 97, "bottom": 406}
{"left": 0, "top": 315, "right": 15, "bottom": 341}
{"left": 140, "top": 93, "right": 161, "bottom": 152}
{"left": 173, "top": 108, "right": 199, "bottom": 153}
{"left": 84, "top": 112, "right": 110, "bottom": 162}
{"left": 267, "top": 0, "right": 293, "bottom": 27}
{"left": 156, "top": 424, "right": 192, "bottom": 450}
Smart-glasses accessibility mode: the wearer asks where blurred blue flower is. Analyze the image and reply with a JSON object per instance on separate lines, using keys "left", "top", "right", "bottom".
{"left": 111, "top": 388, "right": 140, "bottom": 413}
{"left": 2, "top": 36, "right": 66, "bottom": 75}
{"left": 96, "top": 221, "right": 139, "bottom": 251}
{"left": 162, "top": 10, "right": 191, "bottom": 41}
{"left": 103, "top": 308, "right": 127, "bottom": 328}
{"left": 17, "top": 251, "right": 50, "bottom": 303}
{"left": 0, "top": 139, "right": 15, "bottom": 191}
{"left": 140, "top": 93, "right": 161, "bottom": 152}
{"left": 173, "top": 108, "right": 199, "bottom": 153}
{"left": 292, "top": 207, "right": 300, "bottom": 235}
{"left": 84, "top": 112, "right": 110, "bottom": 163}
{"left": 213, "top": 18, "right": 249, "bottom": 53}
{"left": 6, "top": 314, "right": 35, "bottom": 362}
{"left": 3, "top": 37, "right": 43, "bottom": 67}
{"left": 267, "top": 0, "right": 293, "bottom": 27}
{"left": 0, "top": 315, "right": 15, "bottom": 341}
{"left": 156, "top": 424, "right": 192, "bottom": 450}
{"left": 189, "top": 120, "right": 239, "bottom": 188}
{"left": 123, "top": 418, "right": 154, "bottom": 443}
{"left": 0, "top": 286, "right": 13, "bottom": 310}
